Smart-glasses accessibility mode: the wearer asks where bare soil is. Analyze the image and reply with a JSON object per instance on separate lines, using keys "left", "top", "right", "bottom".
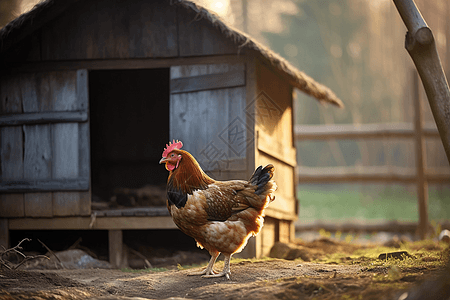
{"left": 1, "top": 239, "right": 449, "bottom": 300}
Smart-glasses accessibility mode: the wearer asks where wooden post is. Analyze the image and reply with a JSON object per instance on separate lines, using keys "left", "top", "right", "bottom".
{"left": 447, "top": 0, "right": 450, "bottom": 75}
{"left": 413, "top": 71, "right": 429, "bottom": 239}
{"left": 393, "top": 0, "right": 450, "bottom": 165}
{"left": 0, "top": 219, "right": 9, "bottom": 249}
{"left": 108, "top": 230, "right": 127, "bottom": 268}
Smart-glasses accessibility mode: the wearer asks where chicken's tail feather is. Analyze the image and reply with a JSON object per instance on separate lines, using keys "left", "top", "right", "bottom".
{"left": 238, "top": 164, "right": 276, "bottom": 237}
{"left": 249, "top": 164, "right": 277, "bottom": 200}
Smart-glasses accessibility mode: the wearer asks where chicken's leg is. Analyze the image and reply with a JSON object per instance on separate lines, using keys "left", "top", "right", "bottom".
{"left": 188, "top": 251, "right": 219, "bottom": 276}
{"left": 202, "top": 253, "right": 231, "bottom": 280}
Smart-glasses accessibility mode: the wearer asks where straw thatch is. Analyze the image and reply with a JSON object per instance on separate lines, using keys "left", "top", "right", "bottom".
{"left": 0, "top": 0, "right": 343, "bottom": 107}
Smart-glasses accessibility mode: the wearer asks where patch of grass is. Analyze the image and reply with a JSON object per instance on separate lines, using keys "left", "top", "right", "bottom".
{"left": 347, "top": 246, "right": 442, "bottom": 267}
{"left": 310, "top": 239, "right": 448, "bottom": 271}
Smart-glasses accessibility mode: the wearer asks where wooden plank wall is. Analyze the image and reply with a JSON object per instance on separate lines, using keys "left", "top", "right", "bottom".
{"left": 170, "top": 63, "right": 248, "bottom": 181}
{"left": 254, "top": 62, "right": 297, "bottom": 221}
{"left": 4, "top": 0, "right": 239, "bottom": 64}
{"left": 250, "top": 61, "right": 297, "bottom": 249}
{"left": 260, "top": 217, "right": 277, "bottom": 257}
{"left": 255, "top": 216, "right": 293, "bottom": 257}
{"left": 0, "top": 74, "right": 25, "bottom": 217}
{"left": 0, "top": 70, "right": 90, "bottom": 217}
{"left": 39, "top": 0, "right": 178, "bottom": 60}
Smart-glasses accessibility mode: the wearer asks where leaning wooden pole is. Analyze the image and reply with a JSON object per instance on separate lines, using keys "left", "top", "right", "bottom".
{"left": 393, "top": 0, "right": 450, "bottom": 165}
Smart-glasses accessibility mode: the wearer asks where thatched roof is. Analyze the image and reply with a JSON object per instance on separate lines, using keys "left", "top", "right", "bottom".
{"left": 0, "top": 0, "right": 343, "bottom": 107}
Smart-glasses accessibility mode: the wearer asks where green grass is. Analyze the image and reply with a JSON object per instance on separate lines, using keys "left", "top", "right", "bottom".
{"left": 298, "top": 183, "right": 450, "bottom": 222}
{"left": 311, "top": 238, "right": 448, "bottom": 269}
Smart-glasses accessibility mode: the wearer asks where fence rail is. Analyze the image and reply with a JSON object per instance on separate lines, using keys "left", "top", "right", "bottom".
{"left": 294, "top": 123, "right": 450, "bottom": 184}
{"left": 296, "top": 166, "right": 450, "bottom": 183}
{"left": 295, "top": 122, "right": 439, "bottom": 140}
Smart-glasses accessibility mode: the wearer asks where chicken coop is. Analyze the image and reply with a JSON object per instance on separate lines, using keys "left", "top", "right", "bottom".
{"left": 0, "top": 0, "right": 342, "bottom": 266}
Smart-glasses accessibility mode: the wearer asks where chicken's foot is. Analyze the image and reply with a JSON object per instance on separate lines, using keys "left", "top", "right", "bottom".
{"left": 202, "top": 253, "right": 231, "bottom": 280}
{"left": 188, "top": 252, "right": 219, "bottom": 276}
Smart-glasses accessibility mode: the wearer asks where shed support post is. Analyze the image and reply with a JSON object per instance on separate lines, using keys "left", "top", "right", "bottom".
{"left": 108, "top": 230, "right": 127, "bottom": 268}
{"left": 0, "top": 218, "right": 9, "bottom": 249}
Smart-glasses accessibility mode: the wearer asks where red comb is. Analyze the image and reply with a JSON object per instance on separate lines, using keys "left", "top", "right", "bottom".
{"left": 162, "top": 140, "right": 183, "bottom": 157}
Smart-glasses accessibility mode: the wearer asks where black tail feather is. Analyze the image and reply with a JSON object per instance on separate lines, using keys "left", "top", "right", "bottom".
{"left": 249, "top": 164, "right": 275, "bottom": 195}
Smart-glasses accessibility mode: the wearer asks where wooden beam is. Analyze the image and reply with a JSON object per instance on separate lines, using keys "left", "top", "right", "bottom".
{"left": 0, "top": 111, "right": 88, "bottom": 126}
{"left": 0, "top": 219, "right": 9, "bottom": 249}
{"left": 1, "top": 55, "right": 246, "bottom": 75}
{"left": 93, "top": 207, "right": 169, "bottom": 217}
{"left": 8, "top": 216, "right": 177, "bottom": 230}
{"left": 297, "top": 166, "right": 450, "bottom": 184}
{"left": 170, "top": 69, "right": 245, "bottom": 94}
{"left": 298, "top": 171, "right": 415, "bottom": 183}
{"left": 109, "top": 230, "right": 127, "bottom": 269}
{"left": 0, "top": 194, "right": 25, "bottom": 217}
{"left": 295, "top": 220, "right": 421, "bottom": 233}
{"left": 393, "top": 0, "right": 450, "bottom": 164}
{"left": 295, "top": 122, "right": 439, "bottom": 140}
{"left": 265, "top": 207, "right": 297, "bottom": 221}
{"left": 0, "top": 178, "right": 89, "bottom": 192}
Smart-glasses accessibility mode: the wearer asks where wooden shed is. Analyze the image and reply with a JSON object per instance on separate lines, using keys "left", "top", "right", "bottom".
{"left": 0, "top": 0, "right": 342, "bottom": 265}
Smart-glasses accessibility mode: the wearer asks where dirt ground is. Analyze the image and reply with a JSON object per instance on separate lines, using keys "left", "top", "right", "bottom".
{"left": 1, "top": 239, "right": 449, "bottom": 300}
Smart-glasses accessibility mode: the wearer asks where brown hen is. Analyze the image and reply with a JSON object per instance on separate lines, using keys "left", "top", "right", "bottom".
{"left": 159, "top": 140, "right": 277, "bottom": 279}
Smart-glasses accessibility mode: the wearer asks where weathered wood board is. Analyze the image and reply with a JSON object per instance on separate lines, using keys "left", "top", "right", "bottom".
{"left": 23, "top": 124, "right": 52, "bottom": 217}
{"left": 261, "top": 217, "right": 277, "bottom": 257}
{"left": 24, "top": 193, "right": 52, "bottom": 217}
{"left": 170, "top": 63, "right": 248, "bottom": 179}
{"left": 0, "top": 74, "right": 25, "bottom": 217}
{"left": 0, "top": 70, "right": 90, "bottom": 217}
{"left": 253, "top": 61, "right": 297, "bottom": 221}
{"left": 279, "top": 219, "right": 293, "bottom": 243}
{"left": 0, "top": 219, "right": 8, "bottom": 249}
{"left": 40, "top": 0, "right": 178, "bottom": 60}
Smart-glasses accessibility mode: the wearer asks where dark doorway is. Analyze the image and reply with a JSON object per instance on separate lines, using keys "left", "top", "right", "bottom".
{"left": 89, "top": 68, "right": 170, "bottom": 202}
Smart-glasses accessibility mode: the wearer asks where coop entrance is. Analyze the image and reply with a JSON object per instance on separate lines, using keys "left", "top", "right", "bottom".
{"left": 89, "top": 68, "right": 170, "bottom": 207}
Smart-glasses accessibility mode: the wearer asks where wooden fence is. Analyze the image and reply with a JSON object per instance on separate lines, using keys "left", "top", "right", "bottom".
{"left": 294, "top": 73, "right": 450, "bottom": 238}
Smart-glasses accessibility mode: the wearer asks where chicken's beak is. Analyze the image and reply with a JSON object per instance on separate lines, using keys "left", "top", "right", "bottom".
{"left": 159, "top": 157, "right": 168, "bottom": 164}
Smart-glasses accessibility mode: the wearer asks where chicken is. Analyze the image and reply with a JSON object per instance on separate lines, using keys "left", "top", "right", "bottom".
{"left": 159, "top": 140, "right": 277, "bottom": 279}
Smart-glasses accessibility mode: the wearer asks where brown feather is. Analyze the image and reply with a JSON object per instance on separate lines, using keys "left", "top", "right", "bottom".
{"left": 168, "top": 149, "right": 214, "bottom": 194}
